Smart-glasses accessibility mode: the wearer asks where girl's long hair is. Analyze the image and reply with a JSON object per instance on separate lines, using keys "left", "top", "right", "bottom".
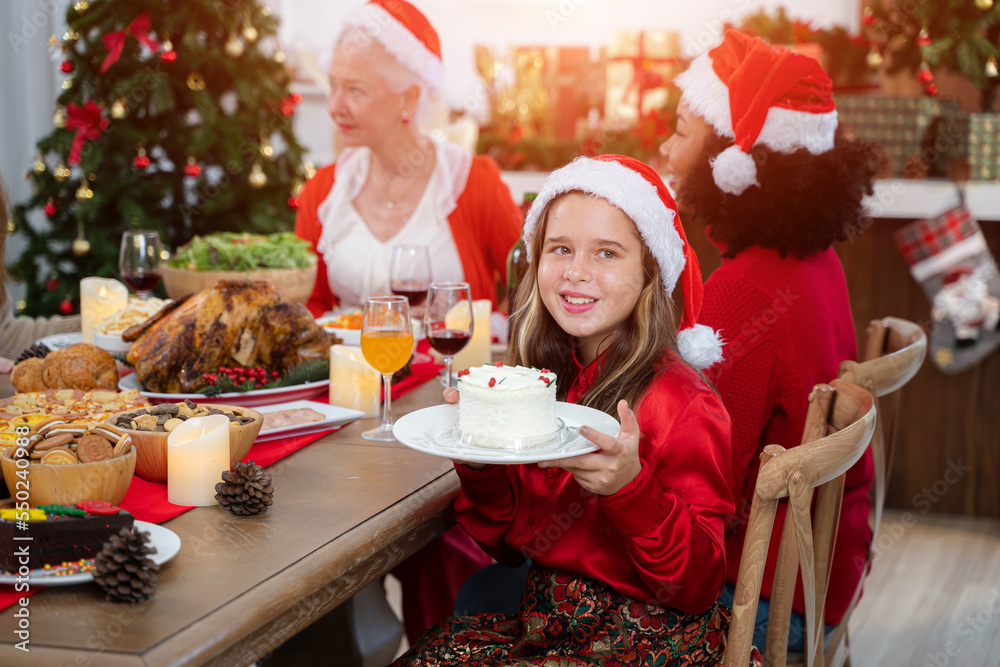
{"left": 505, "top": 192, "right": 681, "bottom": 417}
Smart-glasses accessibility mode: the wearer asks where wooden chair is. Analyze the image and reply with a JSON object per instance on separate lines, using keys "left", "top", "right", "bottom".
{"left": 724, "top": 378, "right": 876, "bottom": 667}
{"left": 820, "top": 317, "right": 927, "bottom": 667}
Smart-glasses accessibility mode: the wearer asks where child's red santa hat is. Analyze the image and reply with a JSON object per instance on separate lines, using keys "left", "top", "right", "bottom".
{"left": 675, "top": 30, "right": 838, "bottom": 195}
{"left": 523, "top": 155, "right": 724, "bottom": 369}
{"left": 340, "top": 0, "right": 444, "bottom": 94}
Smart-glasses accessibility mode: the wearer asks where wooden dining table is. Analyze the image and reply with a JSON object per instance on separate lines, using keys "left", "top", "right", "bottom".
{"left": 0, "top": 377, "right": 458, "bottom": 666}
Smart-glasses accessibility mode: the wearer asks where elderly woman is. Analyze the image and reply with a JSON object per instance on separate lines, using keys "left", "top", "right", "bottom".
{"left": 1, "top": 174, "right": 81, "bottom": 372}
{"left": 295, "top": 0, "right": 514, "bottom": 642}
{"left": 295, "top": 0, "right": 521, "bottom": 315}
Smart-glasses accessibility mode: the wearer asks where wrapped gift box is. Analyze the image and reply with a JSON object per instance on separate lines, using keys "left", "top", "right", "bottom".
{"left": 834, "top": 94, "right": 959, "bottom": 176}
{"left": 933, "top": 112, "right": 1000, "bottom": 181}
{"left": 605, "top": 31, "right": 681, "bottom": 125}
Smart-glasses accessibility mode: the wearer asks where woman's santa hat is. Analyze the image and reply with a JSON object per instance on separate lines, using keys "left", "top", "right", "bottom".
{"left": 339, "top": 0, "right": 444, "bottom": 94}
{"left": 523, "top": 155, "right": 724, "bottom": 369}
{"left": 675, "top": 30, "right": 838, "bottom": 195}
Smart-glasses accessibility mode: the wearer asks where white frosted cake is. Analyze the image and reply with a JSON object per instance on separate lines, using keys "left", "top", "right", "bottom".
{"left": 456, "top": 364, "right": 559, "bottom": 448}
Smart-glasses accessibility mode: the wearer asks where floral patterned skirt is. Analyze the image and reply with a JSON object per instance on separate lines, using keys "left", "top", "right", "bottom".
{"left": 391, "top": 563, "right": 762, "bottom": 666}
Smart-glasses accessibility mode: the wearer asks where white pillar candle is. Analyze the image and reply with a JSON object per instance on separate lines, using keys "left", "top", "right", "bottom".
{"left": 167, "top": 415, "right": 231, "bottom": 507}
{"left": 330, "top": 345, "right": 381, "bottom": 418}
{"left": 79, "top": 277, "right": 129, "bottom": 344}
{"left": 449, "top": 299, "right": 492, "bottom": 372}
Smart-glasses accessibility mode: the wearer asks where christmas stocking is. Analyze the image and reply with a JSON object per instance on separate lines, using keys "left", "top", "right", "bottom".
{"left": 894, "top": 207, "right": 1000, "bottom": 374}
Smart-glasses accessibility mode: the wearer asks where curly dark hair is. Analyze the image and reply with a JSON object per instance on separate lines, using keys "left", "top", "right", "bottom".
{"left": 679, "top": 130, "right": 880, "bottom": 259}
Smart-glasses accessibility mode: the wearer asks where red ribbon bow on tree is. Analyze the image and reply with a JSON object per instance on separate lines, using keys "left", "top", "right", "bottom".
{"left": 65, "top": 101, "right": 108, "bottom": 165}
{"left": 101, "top": 14, "right": 161, "bottom": 73}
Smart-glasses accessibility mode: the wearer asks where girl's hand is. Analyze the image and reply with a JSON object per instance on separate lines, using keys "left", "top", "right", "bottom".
{"left": 540, "top": 399, "right": 641, "bottom": 496}
{"left": 0, "top": 357, "right": 14, "bottom": 374}
{"left": 444, "top": 386, "right": 487, "bottom": 469}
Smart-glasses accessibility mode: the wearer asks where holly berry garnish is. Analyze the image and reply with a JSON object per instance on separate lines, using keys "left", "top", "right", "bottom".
{"left": 494, "top": 362, "right": 503, "bottom": 367}
{"left": 488, "top": 377, "right": 497, "bottom": 388}
{"left": 457, "top": 368, "right": 471, "bottom": 378}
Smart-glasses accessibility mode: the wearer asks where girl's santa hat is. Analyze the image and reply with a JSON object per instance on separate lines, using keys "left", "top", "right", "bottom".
{"left": 523, "top": 155, "right": 724, "bottom": 369}
{"left": 675, "top": 30, "right": 838, "bottom": 195}
{"left": 339, "top": 0, "right": 444, "bottom": 94}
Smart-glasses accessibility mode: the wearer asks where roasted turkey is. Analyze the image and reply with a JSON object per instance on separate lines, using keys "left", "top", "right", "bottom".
{"left": 124, "top": 280, "right": 330, "bottom": 394}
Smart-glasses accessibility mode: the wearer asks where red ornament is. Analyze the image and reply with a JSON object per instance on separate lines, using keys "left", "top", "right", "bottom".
{"left": 917, "top": 35, "right": 932, "bottom": 47}
{"left": 863, "top": 13, "right": 875, "bottom": 26}
{"left": 290, "top": 93, "right": 303, "bottom": 104}
{"left": 44, "top": 200, "right": 57, "bottom": 216}
{"left": 918, "top": 68, "right": 933, "bottom": 83}
{"left": 926, "top": 83, "right": 939, "bottom": 95}
{"left": 161, "top": 49, "right": 177, "bottom": 63}
{"left": 280, "top": 101, "right": 295, "bottom": 116}
{"left": 287, "top": 195, "right": 299, "bottom": 209}
{"left": 183, "top": 161, "right": 202, "bottom": 177}
{"left": 59, "top": 298, "right": 74, "bottom": 315}
{"left": 46, "top": 277, "right": 59, "bottom": 292}
{"left": 60, "top": 61, "right": 74, "bottom": 73}
{"left": 133, "top": 154, "right": 150, "bottom": 169}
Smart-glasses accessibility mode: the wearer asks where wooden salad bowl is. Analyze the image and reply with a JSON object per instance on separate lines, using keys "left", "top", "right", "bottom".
{"left": 161, "top": 264, "right": 317, "bottom": 305}
{"left": 0, "top": 447, "right": 136, "bottom": 507}
{"left": 106, "top": 405, "right": 264, "bottom": 483}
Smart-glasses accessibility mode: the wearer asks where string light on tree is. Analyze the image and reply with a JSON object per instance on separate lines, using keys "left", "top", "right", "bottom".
{"left": 53, "top": 162, "right": 70, "bottom": 182}
{"left": 74, "top": 1, "right": 89, "bottom": 12}
{"left": 53, "top": 107, "right": 66, "bottom": 128}
{"left": 61, "top": 79, "right": 73, "bottom": 90}
{"left": 111, "top": 98, "right": 127, "bottom": 118}
{"left": 274, "top": 50, "right": 285, "bottom": 64}
{"left": 988, "top": 57, "right": 999, "bottom": 78}
{"left": 76, "top": 177, "right": 93, "bottom": 201}
{"left": 224, "top": 34, "right": 244, "bottom": 58}
{"left": 242, "top": 24, "right": 258, "bottom": 43}
{"left": 33, "top": 156, "right": 47, "bottom": 175}
{"left": 187, "top": 72, "right": 207, "bottom": 90}
{"left": 975, "top": 0, "right": 993, "bottom": 10}
{"left": 867, "top": 47, "right": 884, "bottom": 68}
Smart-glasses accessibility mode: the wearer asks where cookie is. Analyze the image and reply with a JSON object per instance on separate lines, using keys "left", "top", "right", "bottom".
{"left": 34, "top": 432, "right": 75, "bottom": 451}
{"left": 133, "top": 414, "right": 158, "bottom": 430}
{"left": 163, "top": 418, "right": 183, "bottom": 432}
{"left": 32, "top": 416, "right": 66, "bottom": 438}
{"left": 91, "top": 423, "right": 126, "bottom": 444}
{"left": 76, "top": 435, "right": 113, "bottom": 463}
{"left": 47, "top": 425, "right": 89, "bottom": 439}
{"left": 113, "top": 434, "right": 132, "bottom": 457}
{"left": 41, "top": 448, "right": 78, "bottom": 465}
{"left": 150, "top": 403, "right": 179, "bottom": 416}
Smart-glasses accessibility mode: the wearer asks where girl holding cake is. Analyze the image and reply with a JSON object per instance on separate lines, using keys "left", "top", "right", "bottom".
{"left": 660, "top": 31, "right": 878, "bottom": 650}
{"left": 392, "top": 155, "right": 762, "bottom": 666}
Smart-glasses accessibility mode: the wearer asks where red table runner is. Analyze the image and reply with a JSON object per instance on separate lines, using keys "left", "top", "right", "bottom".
{"left": 0, "top": 354, "right": 443, "bottom": 610}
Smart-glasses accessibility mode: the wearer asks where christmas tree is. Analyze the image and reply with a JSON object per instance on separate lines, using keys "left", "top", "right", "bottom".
{"left": 11, "top": 0, "right": 311, "bottom": 316}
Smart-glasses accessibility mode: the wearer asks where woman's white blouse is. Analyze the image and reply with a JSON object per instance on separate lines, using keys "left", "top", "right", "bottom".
{"left": 315, "top": 139, "right": 471, "bottom": 311}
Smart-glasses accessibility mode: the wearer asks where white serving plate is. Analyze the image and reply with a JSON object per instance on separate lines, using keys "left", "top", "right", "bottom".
{"left": 254, "top": 400, "right": 364, "bottom": 442}
{"left": 35, "top": 332, "right": 83, "bottom": 350}
{"left": 0, "top": 521, "right": 180, "bottom": 586}
{"left": 118, "top": 374, "right": 330, "bottom": 407}
{"left": 392, "top": 402, "right": 620, "bottom": 465}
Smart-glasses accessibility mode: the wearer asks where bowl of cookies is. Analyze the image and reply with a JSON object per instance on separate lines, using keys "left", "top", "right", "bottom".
{"left": 105, "top": 401, "right": 263, "bottom": 482}
{"left": 0, "top": 418, "right": 137, "bottom": 506}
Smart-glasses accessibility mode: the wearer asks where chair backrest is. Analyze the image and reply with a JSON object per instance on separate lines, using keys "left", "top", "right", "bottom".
{"left": 725, "top": 379, "right": 876, "bottom": 667}
{"left": 816, "top": 317, "right": 927, "bottom": 665}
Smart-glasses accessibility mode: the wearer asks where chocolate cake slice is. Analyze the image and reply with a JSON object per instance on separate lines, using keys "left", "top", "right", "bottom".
{"left": 0, "top": 503, "right": 135, "bottom": 572}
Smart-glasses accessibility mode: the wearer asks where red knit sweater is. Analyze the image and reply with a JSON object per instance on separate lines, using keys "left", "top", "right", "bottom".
{"left": 698, "top": 243, "right": 870, "bottom": 627}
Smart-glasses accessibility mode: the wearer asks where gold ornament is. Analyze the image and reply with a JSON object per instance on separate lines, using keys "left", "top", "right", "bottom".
{"left": 7, "top": 221, "right": 15, "bottom": 233}
{"left": 975, "top": 0, "right": 993, "bottom": 9}
{"left": 110, "top": 98, "right": 127, "bottom": 119}
{"left": 162, "top": 39, "right": 173, "bottom": 52}
{"left": 303, "top": 160, "right": 316, "bottom": 179}
{"left": 867, "top": 49, "right": 884, "bottom": 68}
{"left": 63, "top": 29, "right": 79, "bottom": 41}
{"left": 49, "top": 34, "right": 58, "bottom": 47}
{"left": 260, "top": 135, "right": 273, "bottom": 158}
{"left": 16, "top": 299, "right": 26, "bottom": 313}
{"left": 242, "top": 25, "right": 258, "bottom": 43}
{"left": 74, "top": 1, "right": 89, "bottom": 12}
{"left": 54, "top": 163, "right": 70, "bottom": 182}
{"left": 273, "top": 50, "right": 286, "bottom": 64}
{"left": 291, "top": 180, "right": 304, "bottom": 197}
{"left": 248, "top": 164, "right": 267, "bottom": 188}
{"left": 76, "top": 178, "right": 93, "bottom": 201}
{"left": 72, "top": 237, "right": 91, "bottom": 256}
{"left": 54, "top": 107, "right": 66, "bottom": 128}
{"left": 224, "top": 34, "right": 244, "bottom": 58}
{"left": 186, "top": 72, "right": 206, "bottom": 91}
{"left": 33, "top": 156, "right": 47, "bottom": 174}
{"left": 988, "top": 57, "right": 999, "bottom": 78}
{"left": 61, "top": 79, "right": 72, "bottom": 90}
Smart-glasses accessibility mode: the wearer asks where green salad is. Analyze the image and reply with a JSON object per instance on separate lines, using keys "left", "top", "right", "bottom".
{"left": 169, "top": 232, "right": 315, "bottom": 271}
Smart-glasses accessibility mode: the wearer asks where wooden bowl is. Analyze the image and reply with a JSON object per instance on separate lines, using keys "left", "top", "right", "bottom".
{"left": 0, "top": 447, "right": 136, "bottom": 507}
{"left": 106, "top": 405, "right": 264, "bottom": 483}
{"left": 161, "top": 264, "right": 317, "bottom": 305}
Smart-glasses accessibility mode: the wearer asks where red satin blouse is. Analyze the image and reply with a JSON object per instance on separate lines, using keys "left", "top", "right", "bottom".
{"left": 454, "top": 351, "right": 735, "bottom": 615}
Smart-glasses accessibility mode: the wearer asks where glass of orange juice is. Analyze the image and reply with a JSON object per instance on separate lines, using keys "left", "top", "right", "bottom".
{"left": 360, "top": 295, "right": 413, "bottom": 441}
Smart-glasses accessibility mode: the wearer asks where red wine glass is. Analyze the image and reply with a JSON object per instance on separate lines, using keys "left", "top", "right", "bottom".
{"left": 390, "top": 244, "right": 431, "bottom": 341}
{"left": 424, "top": 282, "right": 473, "bottom": 389}
{"left": 119, "top": 230, "right": 163, "bottom": 300}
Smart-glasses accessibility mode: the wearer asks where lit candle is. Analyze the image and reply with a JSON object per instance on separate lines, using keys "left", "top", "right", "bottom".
{"left": 79, "top": 277, "right": 129, "bottom": 344}
{"left": 450, "top": 299, "right": 492, "bottom": 372}
{"left": 329, "top": 345, "right": 381, "bottom": 418}
{"left": 167, "top": 415, "right": 231, "bottom": 506}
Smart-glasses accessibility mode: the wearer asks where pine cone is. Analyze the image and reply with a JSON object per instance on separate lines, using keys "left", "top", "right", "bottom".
{"left": 15, "top": 343, "right": 51, "bottom": 364}
{"left": 215, "top": 460, "right": 274, "bottom": 516}
{"left": 93, "top": 527, "right": 159, "bottom": 603}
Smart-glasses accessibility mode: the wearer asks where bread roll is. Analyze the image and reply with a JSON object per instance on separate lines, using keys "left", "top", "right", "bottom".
{"left": 10, "top": 357, "right": 48, "bottom": 393}
{"left": 41, "top": 343, "right": 119, "bottom": 391}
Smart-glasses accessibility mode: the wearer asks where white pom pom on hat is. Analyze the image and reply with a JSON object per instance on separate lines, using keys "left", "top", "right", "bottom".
{"left": 674, "top": 30, "right": 839, "bottom": 195}
{"left": 522, "top": 155, "right": 723, "bottom": 369}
